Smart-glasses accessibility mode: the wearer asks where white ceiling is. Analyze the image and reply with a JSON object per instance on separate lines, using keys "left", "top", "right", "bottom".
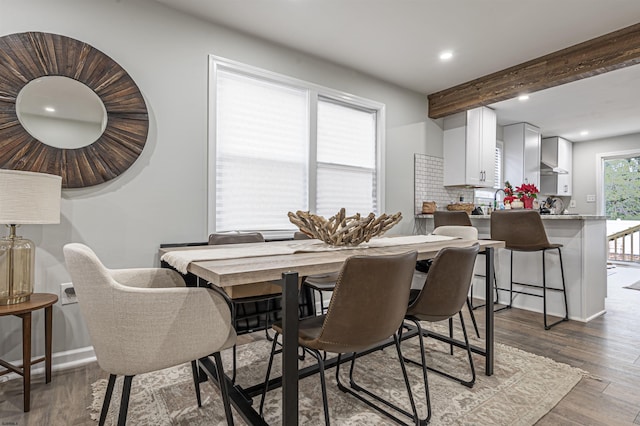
{"left": 154, "top": 0, "right": 640, "bottom": 142}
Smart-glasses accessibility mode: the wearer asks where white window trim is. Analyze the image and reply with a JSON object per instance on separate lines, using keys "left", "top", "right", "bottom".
{"left": 207, "top": 55, "right": 386, "bottom": 237}
{"left": 595, "top": 148, "right": 640, "bottom": 216}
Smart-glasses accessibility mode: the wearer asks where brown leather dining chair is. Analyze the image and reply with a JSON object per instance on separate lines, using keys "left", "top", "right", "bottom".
{"left": 402, "top": 243, "right": 480, "bottom": 424}
{"left": 259, "top": 251, "right": 420, "bottom": 426}
{"left": 207, "top": 232, "right": 282, "bottom": 382}
{"left": 490, "top": 210, "right": 569, "bottom": 329}
{"left": 433, "top": 210, "right": 473, "bottom": 228}
{"left": 294, "top": 231, "right": 339, "bottom": 315}
{"left": 433, "top": 210, "right": 498, "bottom": 311}
{"left": 431, "top": 226, "right": 481, "bottom": 338}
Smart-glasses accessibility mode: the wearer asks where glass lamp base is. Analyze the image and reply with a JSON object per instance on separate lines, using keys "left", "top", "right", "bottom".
{"left": 0, "top": 230, "right": 35, "bottom": 305}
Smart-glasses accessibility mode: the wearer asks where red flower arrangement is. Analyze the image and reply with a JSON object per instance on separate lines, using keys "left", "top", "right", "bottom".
{"left": 515, "top": 183, "right": 540, "bottom": 200}
{"left": 503, "top": 181, "right": 517, "bottom": 204}
{"left": 515, "top": 183, "right": 539, "bottom": 209}
{"left": 502, "top": 181, "right": 539, "bottom": 209}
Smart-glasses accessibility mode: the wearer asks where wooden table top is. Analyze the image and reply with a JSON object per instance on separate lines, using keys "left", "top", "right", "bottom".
{"left": 160, "top": 238, "right": 504, "bottom": 288}
{"left": 0, "top": 293, "right": 58, "bottom": 316}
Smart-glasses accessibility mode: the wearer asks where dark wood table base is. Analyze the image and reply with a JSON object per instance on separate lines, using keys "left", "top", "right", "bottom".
{"left": 0, "top": 293, "right": 58, "bottom": 412}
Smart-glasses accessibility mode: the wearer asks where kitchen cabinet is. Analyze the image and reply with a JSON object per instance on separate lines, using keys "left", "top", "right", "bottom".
{"left": 540, "top": 136, "right": 573, "bottom": 195}
{"left": 443, "top": 106, "right": 496, "bottom": 187}
{"left": 503, "top": 122, "right": 541, "bottom": 188}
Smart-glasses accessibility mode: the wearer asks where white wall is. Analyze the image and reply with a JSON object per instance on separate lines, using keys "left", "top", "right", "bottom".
{"left": 1, "top": 0, "right": 438, "bottom": 364}
{"left": 572, "top": 133, "right": 640, "bottom": 215}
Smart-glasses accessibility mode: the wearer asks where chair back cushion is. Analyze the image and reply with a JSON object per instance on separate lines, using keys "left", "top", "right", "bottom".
{"left": 63, "top": 243, "right": 129, "bottom": 371}
{"left": 407, "top": 244, "right": 479, "bottom": 322}
{"left": 308, "top": 251, "right": 417, "bottom": 353}
{"left": 208, "top": 232, "right": 265, "bottom": 245}
{"left": 208, "top": 232, "right": 281, "bottom": 299}
{"left": 434, "top": 211, "right": 472, "bottom": 228}
{"left": 432, "top": 225, "right": 478, "bottom": 240}
{"left": 490, "top": 210, "right": 551, "bottom": 250}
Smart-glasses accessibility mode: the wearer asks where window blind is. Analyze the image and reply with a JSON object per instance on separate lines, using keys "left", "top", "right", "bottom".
{"left": 215, "top": 69, "right": 309, "bottom": 231}
{"left": 316, "top": 99, "right": 377, "bottom": 217}
{"left": 210, "top": 58, "right": 384, "bottom": 236}
{"left": 494, "top": 142, "right": 503, "bottom": 189}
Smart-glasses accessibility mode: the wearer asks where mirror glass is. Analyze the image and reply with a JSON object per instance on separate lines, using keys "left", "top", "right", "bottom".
{"left": 16, "top": 76, "right": 107, "bottom": 149}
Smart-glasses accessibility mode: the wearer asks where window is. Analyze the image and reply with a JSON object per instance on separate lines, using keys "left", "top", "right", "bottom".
{"left": 316, "top": 99, "right": 378, "bottom": 217}
{"left": 208, "top": 57, "right": 385, "bottom": 236}
{"left": 494, "top": 140, "right": 504, "bottom": 190}
{"left": 475, "top": 140, "right": 504, "bottom": 206}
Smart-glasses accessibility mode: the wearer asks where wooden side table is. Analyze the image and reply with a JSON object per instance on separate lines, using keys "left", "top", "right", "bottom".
{"left": 0, "top": 293, "right": 58, "bottom": 412}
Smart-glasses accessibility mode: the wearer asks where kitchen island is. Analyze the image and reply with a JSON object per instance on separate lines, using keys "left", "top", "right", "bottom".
{"left": 415, "top": 213, "right": 608, "bottom": 322}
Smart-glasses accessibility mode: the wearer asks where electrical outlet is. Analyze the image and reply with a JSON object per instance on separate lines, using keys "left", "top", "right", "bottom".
{"left": 60, "top": 282, "right": 77, "bottom": 305}
{"left": 586, "top": 194, "right": 596, "bottom": 203}
{"left": 569, "top": 200, "right": 576, "bottom": 208}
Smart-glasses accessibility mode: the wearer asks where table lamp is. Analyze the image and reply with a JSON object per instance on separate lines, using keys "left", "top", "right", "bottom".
{"left": 0, "top": 169, "right": 61, "bottom": 305}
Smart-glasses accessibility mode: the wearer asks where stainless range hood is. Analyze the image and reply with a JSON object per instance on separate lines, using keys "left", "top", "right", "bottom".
{"left": 540, "top": 160, "right": 568, "bottom": 175}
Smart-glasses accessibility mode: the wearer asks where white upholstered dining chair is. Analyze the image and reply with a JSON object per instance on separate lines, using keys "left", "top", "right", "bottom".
{"left": 63, "top": 243, "right": 236, "bottom": 426}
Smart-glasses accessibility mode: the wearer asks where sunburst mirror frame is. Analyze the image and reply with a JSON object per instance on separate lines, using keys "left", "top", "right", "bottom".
{"left": 0, "top": 32, "right": 148, "bottom": 188}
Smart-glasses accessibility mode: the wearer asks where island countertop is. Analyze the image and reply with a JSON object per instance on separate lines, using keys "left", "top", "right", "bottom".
{"left": 415, "top": 213, "right": 606, "bottom": 220}
{"left": 414, "top": 211, "right": 607, "bottom": 323}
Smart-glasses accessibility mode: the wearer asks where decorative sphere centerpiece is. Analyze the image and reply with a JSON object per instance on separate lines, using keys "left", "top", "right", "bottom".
{"left": 288, "top": 208, "right": 402, "bottom": 246}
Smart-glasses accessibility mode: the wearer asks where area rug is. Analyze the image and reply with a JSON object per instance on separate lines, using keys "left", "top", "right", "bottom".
{"left": 90, "top": 326, "right": 588, "bottom": 425}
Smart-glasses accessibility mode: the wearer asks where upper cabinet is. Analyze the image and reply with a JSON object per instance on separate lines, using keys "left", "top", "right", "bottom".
{"left": 443, "top": 106, "right": 496, "bottom": 187}
{"left": 503, "top": 122, "right": 541, "bottom": 189}
{"left": 540, "top": 136, "right": 573, "bottom": 195}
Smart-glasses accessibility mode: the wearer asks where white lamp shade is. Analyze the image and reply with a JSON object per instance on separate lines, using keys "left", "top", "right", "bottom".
{"left": 0, "top": 169, "right": 62, "bottom": 225}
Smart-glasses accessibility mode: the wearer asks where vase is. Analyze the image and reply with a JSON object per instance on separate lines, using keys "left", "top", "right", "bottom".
{"left": 523, "top": 197, "right": 534, "bottom": 209}
{"left": 511, "top": 200, "right": 524, "bottom": 209}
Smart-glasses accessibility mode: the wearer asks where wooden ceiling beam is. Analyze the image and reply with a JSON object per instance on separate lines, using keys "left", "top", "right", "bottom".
{"left": 428, "top": 22, "right": 640, "bottom": 119}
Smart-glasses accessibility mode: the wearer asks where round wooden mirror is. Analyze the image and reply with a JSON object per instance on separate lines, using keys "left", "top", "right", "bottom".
{"left": 0, "top": 32, "right": 149, "bottom": 188}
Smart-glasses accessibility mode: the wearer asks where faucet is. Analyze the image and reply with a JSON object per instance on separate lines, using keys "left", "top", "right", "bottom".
{"left": 493, "top": 188, "right": 505, "bottom": 209}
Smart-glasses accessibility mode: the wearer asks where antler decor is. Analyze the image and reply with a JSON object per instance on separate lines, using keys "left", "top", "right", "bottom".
{"left": 288, "top": 208, "right": 403, "bottom": 246}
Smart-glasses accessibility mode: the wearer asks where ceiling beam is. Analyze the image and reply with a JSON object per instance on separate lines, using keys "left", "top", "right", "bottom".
{"left": 428, "top": 22, "right": 640, "bottom": 119}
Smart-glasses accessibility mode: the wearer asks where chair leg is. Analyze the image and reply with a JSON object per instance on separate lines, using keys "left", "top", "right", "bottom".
{"left": 458, "top": 312, "right": 476, "bottom": 387}
{"left": 213, "top": 352, "right": 234, "bottom": 426}
{"left": 336, "top": 335, "right": 419, "bottom": 425}
{"left": 542, "top": 248, "right": 570, "bottom": 330}
{"left": 466, "top": 297, "right": 481, "bottom": 338}
{"left": 190, "top": 360, "right": 202, "bottom": 407}
{"left": 509, "top": 250, "right": 514, "bottom": 307}
{"left": 404, "top": 316, "right": 475, "bottom": 388}
{"left": 470, "top": 253, "right": 499, "bottom": 310}
{"left": 231, "top": 345, "right": 238, "bottom": 384}
{"left": 305, "top": 348, "right": 330, "bottom": 425}
{"left": 404, "top": 319, "right": 432, "bottom": 425}
{"left": 259, "top": 331, "right": 280, "bottom": 417}
{"left": 558, "top": 248, "right": 569, "bottom": 321}
{"left": 117, "top": 375, "right": 134, "bottom": 426}
{"left": 448, "top": 318, "right": 454, "bottom": 354}
{"left": 98, "top": 374, "right": 117, "bottom": 426}
{"left": 390, "top": 334, "right": 420, "bottom": 425}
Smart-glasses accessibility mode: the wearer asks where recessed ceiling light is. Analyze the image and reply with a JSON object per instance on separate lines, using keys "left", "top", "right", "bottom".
{"left": 44, "top": 106, "right": 55, "bottom": 112}
{"left": 439, "top": 51, "right": 453, "bottom": 61}
{"left": 580, "top": 130, "right": 589, "bottom": 136}
{"left": 518, "top": 95, "right": 529, "bottom": 101}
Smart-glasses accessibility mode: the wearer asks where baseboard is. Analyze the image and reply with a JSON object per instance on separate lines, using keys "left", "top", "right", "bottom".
{"left": 583, "top": 309, "right": 606, "bottom": 322}
{"left": 0, "top": 346, "right": 96, "bottom": 383}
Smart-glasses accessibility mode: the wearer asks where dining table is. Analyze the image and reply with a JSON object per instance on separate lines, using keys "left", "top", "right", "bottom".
{"left": 159, "top": 235, "right": 505, "bottom": 425}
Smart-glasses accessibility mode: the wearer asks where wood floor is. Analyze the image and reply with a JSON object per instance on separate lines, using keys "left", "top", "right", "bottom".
{"left": 2, "top": 263, "right": 639, "bottom": 425}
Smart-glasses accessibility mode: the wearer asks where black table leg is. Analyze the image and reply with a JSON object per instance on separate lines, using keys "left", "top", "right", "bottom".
{"left": 485, "top": 247, "right": 494, "bottom": 376}
{"left": 281, "top": 271, "right": 299, "bottom": 425}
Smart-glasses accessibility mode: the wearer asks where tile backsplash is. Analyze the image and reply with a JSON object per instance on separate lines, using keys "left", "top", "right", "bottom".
{"left": 414, "top": 153, "right": 474, "bottom": 214}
